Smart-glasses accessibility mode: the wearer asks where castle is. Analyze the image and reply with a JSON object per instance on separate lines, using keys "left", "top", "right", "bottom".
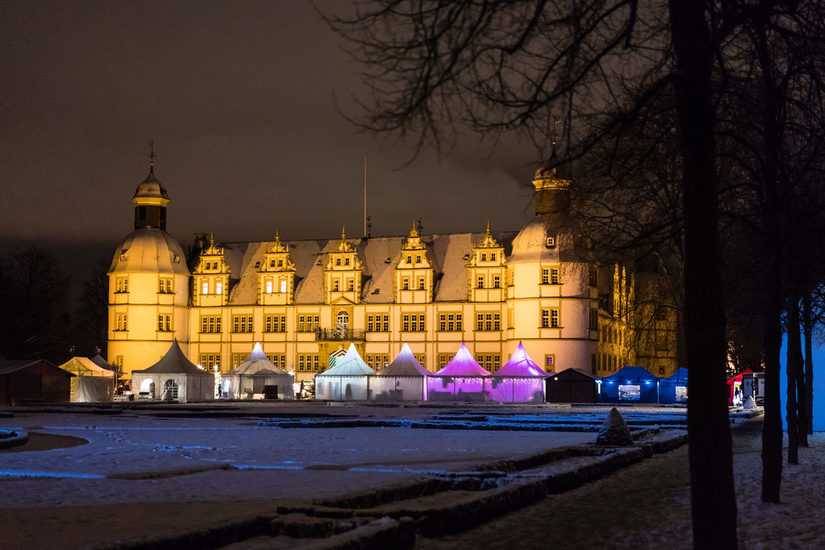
{"left": 107, "top": 164, "right": 677, "bottom": 385}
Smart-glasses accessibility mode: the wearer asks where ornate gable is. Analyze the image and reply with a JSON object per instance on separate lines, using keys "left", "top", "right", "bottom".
{"left": 193, "top": 234, "right": 230, "bottom": 306}
{"left": 258, "top": 229, "right": 296, "bottom": 304}
{"left": 324, "top": 227, "right": 364, "bottom": 304}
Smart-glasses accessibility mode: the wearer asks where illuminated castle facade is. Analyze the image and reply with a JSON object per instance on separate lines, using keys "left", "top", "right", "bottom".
{"left": 108, "top": 165, "right": 678, "bottom": 383}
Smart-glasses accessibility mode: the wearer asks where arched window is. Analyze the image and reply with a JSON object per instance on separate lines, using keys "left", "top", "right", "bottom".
{"left": 336, "top": 310, "right": 349, "bottom": 331}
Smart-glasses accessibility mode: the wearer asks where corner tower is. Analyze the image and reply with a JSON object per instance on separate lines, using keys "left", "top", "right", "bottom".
{"left": 108, "top": 161, "right": 191, "bottom": 377}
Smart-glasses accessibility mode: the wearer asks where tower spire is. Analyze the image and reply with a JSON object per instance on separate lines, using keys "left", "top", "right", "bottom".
{"left": 148, "top": 139, "right": 156, "bottom": 176}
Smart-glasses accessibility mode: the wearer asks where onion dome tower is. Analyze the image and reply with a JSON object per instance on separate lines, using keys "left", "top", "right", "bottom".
{"left": 107, "top": 150, "right": 191, "bottom": 377}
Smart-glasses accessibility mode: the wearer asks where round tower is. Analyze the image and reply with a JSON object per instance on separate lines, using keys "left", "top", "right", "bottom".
{"left": 108, "top": 163, "right": 191, "bottom": 377}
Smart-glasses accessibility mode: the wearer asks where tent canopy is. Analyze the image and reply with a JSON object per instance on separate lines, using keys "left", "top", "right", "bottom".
{"left": 663, "top": 367, "right": 689, "bottom": 384}
{"left": 133, "top": 340, "right": 210, "bottom": 376}
{"left": 318, "top": 343, "right": 375, "bottom": 376}
{"left": 603, "top": 366, "right": 659, "bottom": 383}
{"left": 377, "top": 343, "right": 430, "bottom": 377}
{"left": 433, "top": 343, "right": 490, "bottom": 377}
{"left": 228, "top": 342, "right": 288, "bottom": 375}
{"left": 58, "top": 357, "right": 114, "bottom": 378}
{"left": 494, "top": 342, "right": 548, "bottom": 377}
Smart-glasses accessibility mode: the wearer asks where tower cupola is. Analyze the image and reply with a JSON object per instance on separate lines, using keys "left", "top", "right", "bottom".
{"left": 532, "top": 167, "right": 571, "bottom": 215}
{"left": 133, "top": 163, "right": 170, "bottom": 230}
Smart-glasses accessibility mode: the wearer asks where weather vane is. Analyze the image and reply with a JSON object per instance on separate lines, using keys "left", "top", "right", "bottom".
{"left": 148, "top": 139, "right": 156, "bottom": 173}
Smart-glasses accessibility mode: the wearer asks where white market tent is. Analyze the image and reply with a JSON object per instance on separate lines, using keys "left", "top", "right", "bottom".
{"left": 372, "top": 343, "right": 429, "bottom": 401}
{"left": 489, "top": 342, "right": 549, "bottom": 403}
{"left": 427, "top": 343, "right": 491, "bottom": 402}
{"left": 131, "top": 340, "right": 214, "bottom": 402}
{"left": 57, "top": 357, "right": 114, "bottom": 402}
{"left": 223, "top": 342, "right": 294, "bottom": 399}
{"left": 315, "top": 343, "right": 375, "bottom": 400}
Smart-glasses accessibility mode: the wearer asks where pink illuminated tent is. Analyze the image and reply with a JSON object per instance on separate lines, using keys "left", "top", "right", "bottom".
{"left": 372, "top": 343, "right": 429, "bottom": 401}
{"left": 489, "top": 342, "right": 549, "bottom": 403}
{"left": 427, "top": 343, "right": 491, "bottom": 401}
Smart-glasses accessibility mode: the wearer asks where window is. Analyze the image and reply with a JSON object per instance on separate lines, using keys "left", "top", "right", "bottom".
{"left": 264, "top": 315, "right": 286, "bottom": 333}
{"left": 402, "top": 313, "right": 426, "bottom": 332}
{"left": 418, "top": 277, "right": 425, "bottom": 290}
{"left": 406, "top": 255, "right": 412, "bottom": 264}
{"left": 270, "top": 259, "right": 277, "bottom": 268}
{"left": 277, "top": 259, "right": 283, "bottom": 267}
{"left": 336, "top": 257, "right": 341, "bottom": 266}
{"left": 216, "top": 282, "right": 223, "bottom": 295}
{"left": 232, "top": 315, "right": 253, "bottom": 333}
{"left": 280, "top": 279, "right": 288, "bottom": 293}
{"left": 344, "top": 257, "right": 350, "bottom": 266}
{"left": 589, "top": 309, "right": 599, "bottom": 331}
{"left": 199, "top": 353, "right": 221, "bottom": 370}
{"left": 115, "top": 313, "right": 128, "bottom": 331}
{"left": 200, "top": 315, "right": 222, "bottom": 333}
{"left": 551, "top": 308, "right": 560, "bottom": 328}
{"left": 297, "top": 354, "right": 320, "bottom": 372}
{"left": 265, "top": 280, "right": 273, "bottom": 294}
{"left": 297, "top": 314, "right": 320, "bottom": 332}
{"left": 332, "top": 279, "right": 339, "bottom": 291}
{"left": 415, "top": 354, "right": 426, "bottom": 368}
{"left": 402, "top": 278, "right": 410, "bottom": 290}
{"left": 366, "top": 354, "right": 390, "bottom": 370}
{"left": 158, "top": 278, "right": 173, "bottom": 294}
{"left": 541, "top": 308, "right": 560, "bottom": 328}
{"left": 545, "top": 354, "right": 555, "bottom": 372}
{"left": 367, "top": 314, "right": 390, "bottom": 332}
{"left": 163, "top": 379, "right": 178, "bottom": 399}
{"left": 550, "top": 268, "right": 560, "bottom": 284}
{"left": 415, "top": 255, "right": 421, "bottom": 263}
{"left": 438, "top": 313, "right": 463, "bottom": 332}
{"left": 477, "top": 355, "right": 501, "bottom": 372}
{"left": 546, "top": 236, "right": 556, "bottom": 248}
{"left": 202, "top": 281, "right": 209, "bottom": 295}
{"left": 157, "top": 314, "right": 173, "bottom": 332}
{"left": 493, "top": 275, "right": 501, "bottom": 288}
{"left": 541, "top": 268, "right": 549, "bottom": 285}
{"left": 481, "top": 253, "right": 487, "bottom": 261}
{"left": 336, "top": 310, "right": 349, "bottom": 330}
{"left": 477, "top": 276, "right": 484, "bottom": 289}
{"left": 268, "top": 354, "right": 287, "bottom": 370}
{"left": 438, "top": 353, "right": 454, "bottom": 368}
{"left": 115, "top": 276, "right": 129, "bottom": 293}
{"left": 476, "top": 312, "right": 500, "bottom": 331}
{"left": 231, "top": 353, "right": 248, "bottom": 368}
{"left": 490, "top": 253, "right": 496, "bottom": 261}
{"left": 347, "top": 279, "right": 354, "bottom": 291}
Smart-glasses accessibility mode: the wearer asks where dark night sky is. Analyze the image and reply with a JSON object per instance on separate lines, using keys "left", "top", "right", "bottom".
{"left": 1, "top": 0, "right": 542, "bottom": 256}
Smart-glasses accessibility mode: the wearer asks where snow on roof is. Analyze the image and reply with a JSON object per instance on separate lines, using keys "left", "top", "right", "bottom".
{"left": 58, "top": 357, "right": 114, "bottom": 378}
{"left": 317, "top": 343, "right": 375, "bottom": 376}
{"left": 134, "top": 340, "right": 210, "bottom": 376}
{"left": 433, "top": 343, "right": 490, "bottom": 377}
{"left": 216, "top": 231, "right": 516, "bottom": 305}
{"left": 227, "top": 342, "right": 288, "bottom": 375}
{"left": 377, "top": 343, "right": 430, "bottom": 377}
{"left": 494, "top": 342, "right": 549, "bottom": 377}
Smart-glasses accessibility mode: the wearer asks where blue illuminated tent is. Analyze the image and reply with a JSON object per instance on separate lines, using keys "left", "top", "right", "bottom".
{"left": 658, "top": 368, "right": 688, "bottom": 404}
{"left": 598, "top": 366, "right": 660, "bottom": 403}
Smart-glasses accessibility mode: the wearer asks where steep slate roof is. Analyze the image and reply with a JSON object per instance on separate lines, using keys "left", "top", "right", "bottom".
{"left": 227, "top": 342, "right": 288, "bottom": 375}
{"left": 316, "top": 343, "right": 375, "bottom": 377}
{"left": 494, "top": 342, "right": 549, "bottom": 377}
{"left": 433, "top": 343, "right": 490, "bottom": 377}
{"left": 134, "top": 340, "right": 210, "bottom": 376}
{"left": 377, "top": 343, "right": 430, "bottom": 377}
{"left": 219, "top": 231, "right": 516, "bottom": 305}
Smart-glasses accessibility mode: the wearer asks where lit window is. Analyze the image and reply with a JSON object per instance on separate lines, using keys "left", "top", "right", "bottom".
{"left": 202, "top": 281, "right": 209, "bottom": 295}
{"left": 265, "top": 280, "right": 273, "bottom": 294}
{"left": 280, "top": 279, "right": 288, "bottom": 293}
{"left": 216, "top": 282, "right": 223, "bottom": 295}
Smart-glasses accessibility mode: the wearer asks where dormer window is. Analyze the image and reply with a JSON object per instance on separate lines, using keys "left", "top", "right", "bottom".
{"left": 546, "top": 236, "right": 556, "bottom": 248}
{"left": 490, "top": 253, "right": 496, "bottom": 261}
{"left": 270, "top": 260, "right": 276, "bottom": 268}
{"left": 336, "top": 257, "right": 341, "bottom": 266}
{"left": 481, "top": 253, "right": 487, "bottom": 261}
{"left": 407, "top": 255, "right": 412, "bottom": 264}
{"left": 416, "top": 255, "right": 421, "bottom": 263}
{"left": 344, "top": 257, "right": 350, "bottom": 266}
{"left": 278, "top": 259, "right": 283, "bottom": 267}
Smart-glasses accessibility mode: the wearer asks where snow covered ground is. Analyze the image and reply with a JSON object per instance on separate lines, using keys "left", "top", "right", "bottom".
{"left": 0, "top": 407, "right": 600, "bottom": 509}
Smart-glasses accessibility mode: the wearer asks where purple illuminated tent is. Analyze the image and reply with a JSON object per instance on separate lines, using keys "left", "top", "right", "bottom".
{"left": 427, "top": 343, "right": 490, "bottom": 401}
{"left": 314, "top": 343, "right": 375, "bottom": 400}
{"left": 489, "top": 342, "right": 549, "bottom": 403}
{"left": 372, "top": 343, "right": 429, "bottom": 401}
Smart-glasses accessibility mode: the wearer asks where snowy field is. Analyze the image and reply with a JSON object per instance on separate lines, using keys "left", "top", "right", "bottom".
{"left": 0, "top": 405, "right": 607, "bottom": 509}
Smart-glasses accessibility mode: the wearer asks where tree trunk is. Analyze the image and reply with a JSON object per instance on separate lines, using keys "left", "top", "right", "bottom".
{"left": 669, "top": 1, "right": 737, "bottom": 547}
{"left": 802, "top": 292, "right": 814, "bottom": 435}
{"left": 786, "top": 296, "right": 802, "bottom": 463}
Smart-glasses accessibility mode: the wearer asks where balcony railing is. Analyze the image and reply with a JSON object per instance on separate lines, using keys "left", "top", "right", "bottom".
{"left": 315, "top": 327, "right": 366, "bottom": 341}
